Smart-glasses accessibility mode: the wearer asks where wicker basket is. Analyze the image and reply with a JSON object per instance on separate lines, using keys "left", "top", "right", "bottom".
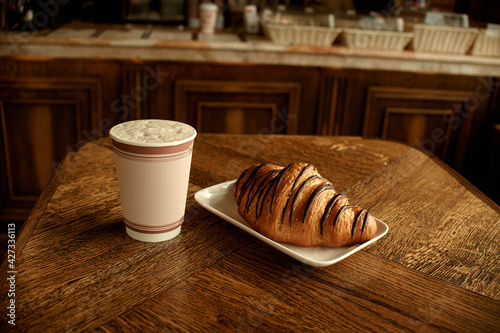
{"left": 413, "top": 24, "right": 479, "bottom": 54}
{"left": 262, "top": 22, "right": 342, "bottom": 47}
{"left": 341, "top": 28, "right": 413, "bottom": 51}
{"left": 471, "top": 29, "right": 500, "bottom": 57}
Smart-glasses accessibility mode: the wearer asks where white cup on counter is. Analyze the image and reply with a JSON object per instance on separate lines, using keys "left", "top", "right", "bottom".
{"left": 244, "top": 5, "right": 259, "bottom": 34}
{"left": 199, "top": 3, "right": 218, "bottom": 33}
{"left": 110, "top": 119, "right": 197, "bottom": 242}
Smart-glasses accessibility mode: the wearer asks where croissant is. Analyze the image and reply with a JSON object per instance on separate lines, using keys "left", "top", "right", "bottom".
{"left": 234, "top": 162, "right": 377, "bottom": 247}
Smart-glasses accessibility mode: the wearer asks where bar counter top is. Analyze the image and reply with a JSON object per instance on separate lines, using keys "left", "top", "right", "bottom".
{"left": 1, "top": 24, "right": 500, "bottom": 77}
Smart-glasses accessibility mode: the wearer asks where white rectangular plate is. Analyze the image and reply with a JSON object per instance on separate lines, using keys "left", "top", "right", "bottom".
{"left": 194, "top": 180, "right": 389, "bottom": 267}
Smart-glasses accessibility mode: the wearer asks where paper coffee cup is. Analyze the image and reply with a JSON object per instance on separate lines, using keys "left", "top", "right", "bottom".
{"left": 199, "top": 3, "right": 218, "bottom": 33}
{"left": 110, "top": 119, "right": 197, "bottom": 242}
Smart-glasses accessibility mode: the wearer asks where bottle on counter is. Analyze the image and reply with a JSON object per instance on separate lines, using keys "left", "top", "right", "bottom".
{"left": 244, "top": 4, "right": 259, "bottom": 34}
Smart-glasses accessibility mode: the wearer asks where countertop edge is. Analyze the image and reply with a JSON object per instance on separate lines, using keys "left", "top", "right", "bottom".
{"left": 1, "top": 34, "right": 499, "bottom": 76}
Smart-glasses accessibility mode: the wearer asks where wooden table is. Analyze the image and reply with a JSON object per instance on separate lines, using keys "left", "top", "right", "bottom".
{"left": 2, "top": 134, "right": 500, "bottom": 332}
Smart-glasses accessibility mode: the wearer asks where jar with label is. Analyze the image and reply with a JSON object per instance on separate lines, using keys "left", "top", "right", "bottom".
{"left": 244, "top": 5, "right": 259, "bottom": 34}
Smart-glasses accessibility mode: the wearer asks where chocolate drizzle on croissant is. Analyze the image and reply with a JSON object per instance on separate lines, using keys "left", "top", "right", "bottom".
{"left": 234, "top": 162, "right": 378, "bottom": 247}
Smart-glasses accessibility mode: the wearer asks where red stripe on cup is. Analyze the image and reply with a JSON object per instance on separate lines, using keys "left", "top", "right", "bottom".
{"left": 112, "top": 139, "right": 193, "bottom": 155}
{"left": 113, "top": 146, "right": 191, "bottom": 163}
{"left": 124, "top": 217, "right": 184, "bottom": 234}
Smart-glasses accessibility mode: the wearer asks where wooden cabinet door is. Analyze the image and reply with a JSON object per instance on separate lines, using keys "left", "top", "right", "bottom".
{"left": 362, "top": 86, "right": 476, "bottom": 170}
{"left": 173, "top": 80, "right": 301, "bottom": 134}
{"left": 0, "top": 77, "right": 102, "bottom": 221}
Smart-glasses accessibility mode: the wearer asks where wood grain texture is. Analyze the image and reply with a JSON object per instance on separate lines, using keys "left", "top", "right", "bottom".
{"left": 1, "top": 134, "right": 499, "bottom": 332}
{"left": 0, "top": 139, "right": 253, "bottom": 332}
{"left": 96, "top": 242, "right": 500, "bottom": 333}
{"left": 189, "top": 134, "right": 409, "bottom": 192}
{"left": 344, "top": 148, "right": 500, "bottom": 300}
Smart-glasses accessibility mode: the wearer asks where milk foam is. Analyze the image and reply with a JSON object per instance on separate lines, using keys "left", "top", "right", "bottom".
{"left": 110, "top": 119, "right": 196, "bottom": 145}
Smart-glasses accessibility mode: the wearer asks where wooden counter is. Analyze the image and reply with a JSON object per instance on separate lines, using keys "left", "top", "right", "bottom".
{"left": 1, "top": 134, "right": 499, "bottom": 332}
{"left": 1, "top": 25, "right": 500, "bottom": 76}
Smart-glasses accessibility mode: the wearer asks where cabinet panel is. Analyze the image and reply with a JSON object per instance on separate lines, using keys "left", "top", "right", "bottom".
{"left": 0, "top": 77, "right": 102, "bottom": 221}
{"left": 382, "top": 108, "right": 454, "bottom": 159}
{"left": 196, "top": 102, "right": 279, "bottom": 134}
{"left": 174, "top": 80, "right": 301, "bottom": 134}
{"left": 363, "top": 86, "right": 474, "bottom": 169}
{"left": 1, "top": 100, "right": 79, "bottom": 199}
{"left": 119, "top": 64, "right": 172, "bottom": 121}
{"left": 317, "top": 73, "right": 347, "bottom": 135}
